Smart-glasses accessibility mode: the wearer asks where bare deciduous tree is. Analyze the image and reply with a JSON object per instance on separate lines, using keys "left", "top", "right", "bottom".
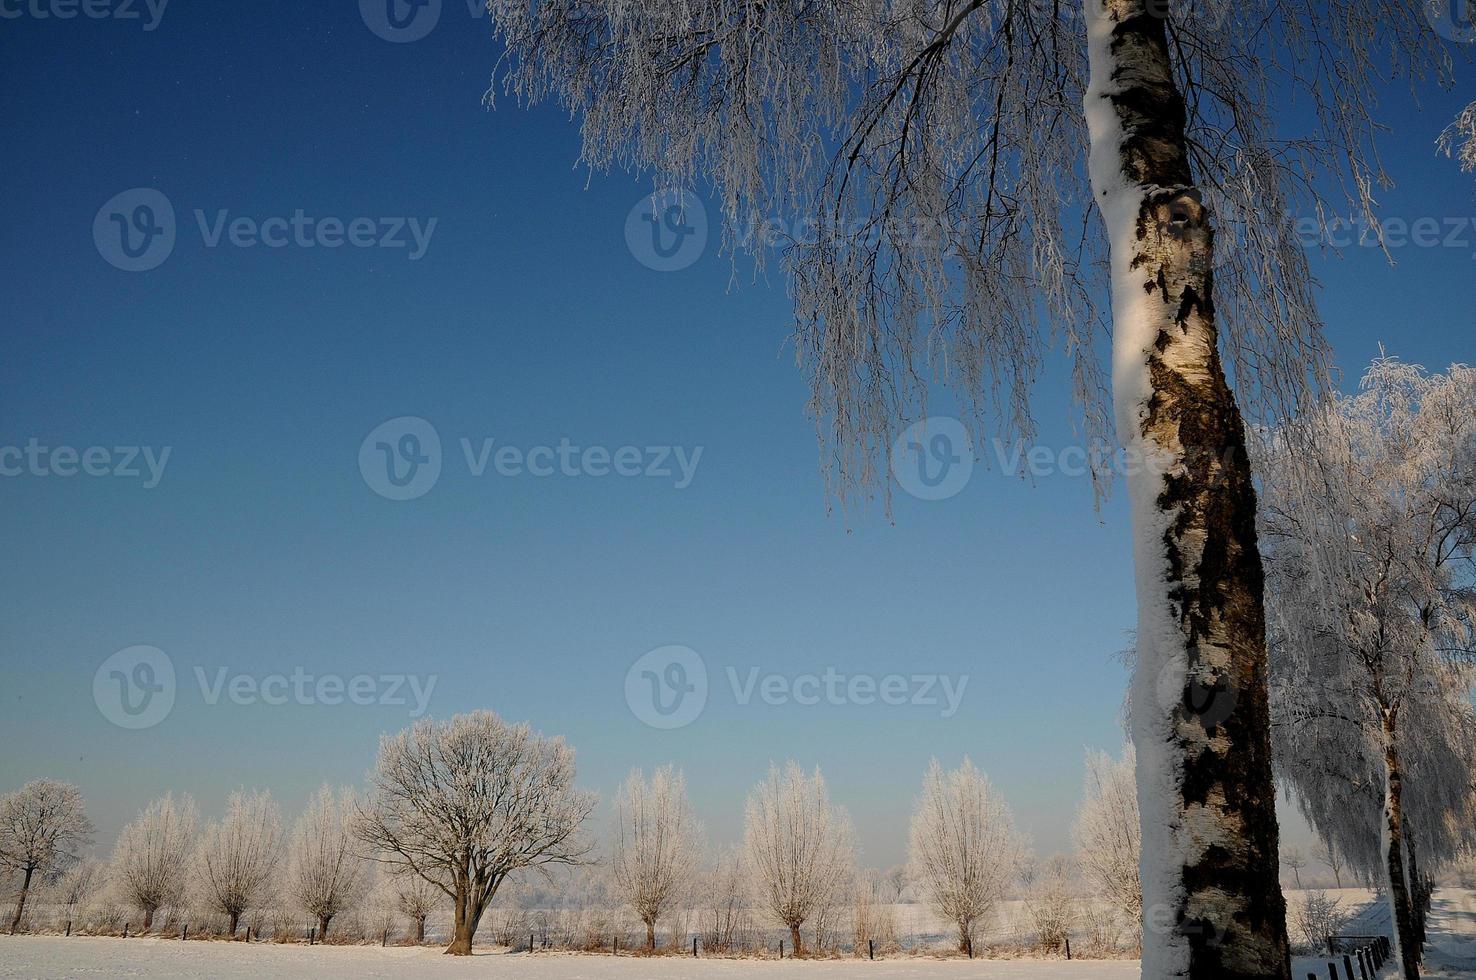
{"left": 0, "top": 779, "right": 93, "bottom": 934}
{"left": 1073, "top": 745, "right": 1141, "bottom": 929}
{"left": 1022, "top": 854, "right": 1081, "bottom": 954}
{"left": 354, "top": 710, "right": 596, "bottom": 955}
{"left": 109, "top": 792, "right": 197, "bottom": 931}
{"left": 610, "top": 765, "right": 700, "bottom": 950}
{"left": 189, "top": 789, "right": 283, "bottom": 938}
{"left": 1257, "top": 357, "right": 1476, "bottom": 980}
{"left": 907, "top": 759, "right": 1023, "bottom": 955}
{"left": 389, "top": 868, "right": 443, "bottom": 943}
{"left": 51, "top": 857, "right": 105, "bottom": 929}
{"left": 1281, "top": 848, "right": 1308, "bottom": 891}
{"left": 700, "top": 845, "right": 750, "bottom": 952}
{"left": 743, "top": 761, "right": 854, "bottom": 957}
{"left": 1317, "top": 840, "right": 1345, "bottom": 890}
{"left": 286, "top": 785, "right": 365, "bottom": 939}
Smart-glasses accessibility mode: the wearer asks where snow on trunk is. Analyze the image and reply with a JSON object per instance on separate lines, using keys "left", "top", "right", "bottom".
{"left": 1083, "top": 1, "right": 1291, "bottom": 977}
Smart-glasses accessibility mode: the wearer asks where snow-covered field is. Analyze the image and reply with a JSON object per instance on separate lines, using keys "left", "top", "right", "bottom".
{"left": 3, "top": 891, "right": 1472, "bottom": 979}
{"left": 0, "top": 938, "right": 1135, "bottom": 980}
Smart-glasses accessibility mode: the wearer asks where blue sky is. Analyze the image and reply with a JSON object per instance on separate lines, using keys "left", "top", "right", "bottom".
{"left": 0, "top": 2, "right": 1472, "bottom": 868}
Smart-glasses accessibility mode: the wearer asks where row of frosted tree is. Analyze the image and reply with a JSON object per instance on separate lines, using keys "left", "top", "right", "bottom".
{"left": 2, "top": 358, "right": 1472, "bottom": 969}
{"left": 0, "top": 751, "right": 1136, "bottom": 957}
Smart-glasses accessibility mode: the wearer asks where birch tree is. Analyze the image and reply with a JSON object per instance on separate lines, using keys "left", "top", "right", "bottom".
{"left": 354, "top": 710, "right": 596, "bottom": 955}
{"left": 1256, "top": 357, "right": 1476, "bottom": 979}
{"left": 1073, "top": 746, "right": 1141, "bottom": 925}
{"left": 109, "top": 793, "right": 197, "bottom": 931}
{"left": 0, "top": 779, "right": 93, "bottom": 934}
{"left": 477, "top": 2, "right": 1462, "bottom": 976}
{"left": 189, "top": 789, "right": 283, "bottom": 937}
{"left": 907, "top": 759, "right": 1023, "bottom": 954}
{"left": 286, "top": 785, "right": 366, "bottom": 939}
{"left": 610, "top": 765, "right": 700, "bottom": 949}
{"left": 743, "top": 761, "right": 854, "bottom": 956}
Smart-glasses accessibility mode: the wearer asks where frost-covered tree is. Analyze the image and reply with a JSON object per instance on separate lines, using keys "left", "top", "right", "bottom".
{"left": 700, "top": 845, "right": 750, "bottom": 952}
{"left": 1022, "top": 854, "right": 1081, "bottom": 953}
{"left": 1441, "top": 103, "right": 1476, "bottom": 175}
{"left": 610, "top": 766, "right": 700, "bottom": 950}
{"left": 1256, "top": 357, "right": 1476, "bottom": 980}
{"left": 389, "top": 869, "right": 443, "bottom": 943}
{"left": 477, "top": 2, "right": 1465, "bottom": 974}
{"left": 907, "top": 759, "right": 1023, "bottom": 954}
{"left": 52, "top": 857, "right": 105, "bottom": 927}
{"left": 109, "top": 793, "right": 197, "bottom": 931}
{"left": 286, "top": 785, "right": 366, "bottom": 939}
{"left": 1317, "top": 839, "right": 1345, "bottom": 890}
{"left": 354, "top": 710, "right": 596, "bottom": 955}
{"left": 189, "top": 789, "right": 283, "bottom": 938}
{"left": 1280, "top": 848, "right": 1307, "bottom": 890}
{"left": 0, "top": 779, "right": 93, "bottom": 934}
{"left": 743, "top": 761, "right": 854, "bottom": 956}
{"left": 1073, "top": 746, "right": 1141, "bottom": 925}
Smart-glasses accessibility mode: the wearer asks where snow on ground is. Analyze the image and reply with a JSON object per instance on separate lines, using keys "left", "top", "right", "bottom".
{"left": 3, "top": 891, "right": 1472, "bottom": 979}
{"left": 0, "top": 937, "right": 1136, "bottom": 980}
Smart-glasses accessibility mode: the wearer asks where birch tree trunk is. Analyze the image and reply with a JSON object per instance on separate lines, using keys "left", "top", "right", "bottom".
{"left": 1084, "top": 1, "right": 1291, "bottom": 976}
{"left": 1382, "top": 709, "right": 1422, "bottom": 980}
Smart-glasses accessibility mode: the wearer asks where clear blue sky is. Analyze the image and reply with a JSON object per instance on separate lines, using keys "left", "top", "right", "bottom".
{"left": 1, "top": 2, "right": 1471, "bottom": 868}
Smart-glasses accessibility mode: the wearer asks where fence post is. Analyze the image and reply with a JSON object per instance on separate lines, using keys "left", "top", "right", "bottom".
{"left": 869, "top": 939, "right": 874, "bottom": 960}
{"left": 1343, "top": 954, "right": 1354, "bottom": 979}
{"left": 780, "top": 939, "right": 785, "bottom": 959}
{"left": 65, "top": 921, "right": 71, "bottom": 937}
{"left": 1065, "top": 936, "right": 1072, "bottom": 960}
{"left": 182, "top": 924, "right": 188, "bottom": 941}
{"left": 1358, "top": 948, "right": 1369, "bottom": 979}
{"left": 309, "top": 926, "right": 315, "bottom": 946}
{"left": 1326, "top": 963, "right": 1337, "bottom": 980}
{"left": 123, "top": 923, "right": 129, "bottom": 939}
{"left": 382, "top": 929, "right": 388, "bottom": 947}
{"left": 530, "top": 932, "right": 535, "bottom": 953}
{"left": 693, "top": 936, "right": 698, "bottom": 957}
